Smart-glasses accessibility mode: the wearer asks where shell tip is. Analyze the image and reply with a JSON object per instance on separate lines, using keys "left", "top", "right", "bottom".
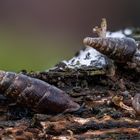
{"left": 83, "top": 37, "right": 90, "bottom": 46}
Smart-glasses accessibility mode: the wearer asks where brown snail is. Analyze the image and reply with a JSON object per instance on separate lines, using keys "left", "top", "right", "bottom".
{"left": 83, "top": 37, "right": 137, "bottom": 63}
{"left": 0, "top": 71, "right": 80, "bottom": 114}
{"left": 83, "top": 19, "right": 140, "bottom": 72}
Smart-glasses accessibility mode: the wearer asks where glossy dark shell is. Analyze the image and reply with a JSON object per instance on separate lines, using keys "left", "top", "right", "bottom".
{"left": 0, "top": 71, "right": 80, "bottom": 114}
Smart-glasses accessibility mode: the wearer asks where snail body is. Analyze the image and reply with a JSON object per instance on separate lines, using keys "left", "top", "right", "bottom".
{"left": 83, "top": 37, "right": 137, "bottom": 63}
{"left": 0, "top": 71, "right": 80, "bottom": 114}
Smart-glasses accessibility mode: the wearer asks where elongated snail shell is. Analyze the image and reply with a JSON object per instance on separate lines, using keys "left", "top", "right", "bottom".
{"left": 0, "top": 71, "right": 80, "bottom": 114}
{"left": 83, "top": 37, "right": 137, "bottom": 63}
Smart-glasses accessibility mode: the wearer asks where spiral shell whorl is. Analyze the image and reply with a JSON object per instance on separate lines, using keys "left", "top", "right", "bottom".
{"left": 0, "top": 71, "right": 80, "bottom": 113}
{"left": 0, "top": 71, "right": 17, "bottom": 97}
{"left": 83, "top": 37, "right": 137, "bottom": 63}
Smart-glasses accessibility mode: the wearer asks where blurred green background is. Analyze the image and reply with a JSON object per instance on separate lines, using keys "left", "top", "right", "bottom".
{"left": 0, "top": 27, "right": 79, "bottom": 71}
{"left": 0, "top": 0, "right": 139, "bottom": 71}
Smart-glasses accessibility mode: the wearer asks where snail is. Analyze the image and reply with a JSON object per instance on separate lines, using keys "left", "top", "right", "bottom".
{"left": 83, "top": 18, "right": 140, "bottom": 72}
{"left": 0, "top": 71, "right": 80, "bottom": 114}
{"left": 83, "top": 37, "right": 137, "bottom": 63}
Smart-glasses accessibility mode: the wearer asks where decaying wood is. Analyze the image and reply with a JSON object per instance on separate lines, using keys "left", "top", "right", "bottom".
{"left": 93, "top": 18, "right": 107, "bottom": 38}
{"left": 40, "top": 115, "right": 140, "bottom": 135}
{"left": 50, "top": 128, "right": 140, "bottom": 140}
{"left": 0, "top": 68, "right": 140, "bottom": 139}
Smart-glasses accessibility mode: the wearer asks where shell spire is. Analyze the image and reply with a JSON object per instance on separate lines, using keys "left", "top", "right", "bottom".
{"left": 83, "top": 37, "right": 137, "bottom": 62}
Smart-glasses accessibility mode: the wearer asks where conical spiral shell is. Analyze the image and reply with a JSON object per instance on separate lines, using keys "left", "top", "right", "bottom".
{"left": 83, "top": 37, "right": 137, "bottom": 63}
{"left": 0, "top": 71, "right": 80, "bottom": 114}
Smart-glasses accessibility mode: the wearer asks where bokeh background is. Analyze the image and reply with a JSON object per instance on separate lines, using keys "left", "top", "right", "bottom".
{"left": 0, "top": 0, "right": 139, "bottom": 71}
